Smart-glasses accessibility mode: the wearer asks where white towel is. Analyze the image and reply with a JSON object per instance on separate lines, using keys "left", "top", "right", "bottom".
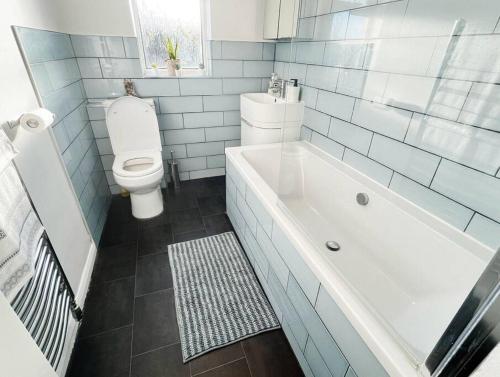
{"left": 0, "top": 129, "right": 44, "bottom": 301}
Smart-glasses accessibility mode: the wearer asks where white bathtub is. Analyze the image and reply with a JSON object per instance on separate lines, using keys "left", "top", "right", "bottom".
{"left": 226, "top": 141, "right": 493, "bottom": 377}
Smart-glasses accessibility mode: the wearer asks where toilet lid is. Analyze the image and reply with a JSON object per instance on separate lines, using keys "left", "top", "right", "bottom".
{"left": 106, "top": 96, "right": 162, "bottom": 154}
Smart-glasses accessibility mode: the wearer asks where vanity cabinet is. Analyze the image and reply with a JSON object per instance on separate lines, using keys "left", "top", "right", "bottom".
{"left": 263, "top": 0, "right": 299, "bottom": 39}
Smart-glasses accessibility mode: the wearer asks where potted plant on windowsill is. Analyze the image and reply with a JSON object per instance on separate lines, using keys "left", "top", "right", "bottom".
{"left": 165, "top": 37, "right": 180, "bottom": 76}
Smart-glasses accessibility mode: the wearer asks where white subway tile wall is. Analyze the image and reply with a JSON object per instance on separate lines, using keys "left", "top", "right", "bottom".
{"left": 277, "top": 0, "right": 500, "bottom": 250}
{"left": 16, "top": 27, "right": 111, "bottom": 243}
{"left": 74, "top": 38, "right": 275, "bottom": 193}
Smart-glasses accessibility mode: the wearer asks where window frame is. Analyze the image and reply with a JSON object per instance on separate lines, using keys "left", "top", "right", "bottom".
{"left": 131, "top": 0, "right": 211, "bottom": 77}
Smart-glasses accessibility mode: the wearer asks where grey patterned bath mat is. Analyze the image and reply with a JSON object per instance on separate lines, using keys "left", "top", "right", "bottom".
{"left": 168, "top": 231, "right": 280, "bottom": 362}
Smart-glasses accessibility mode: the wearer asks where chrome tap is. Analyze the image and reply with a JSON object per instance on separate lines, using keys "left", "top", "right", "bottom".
{"left": 268, "top": 73, "right": 283, "bottom": 98}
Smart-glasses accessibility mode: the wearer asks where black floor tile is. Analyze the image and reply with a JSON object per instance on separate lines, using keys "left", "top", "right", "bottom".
{"left": 100, "top": 220, "right": 138, "bottom": 247}
{"left": 203, "top": 214, "right": 233, "bottom": 236}
{"left": 197, "top": 195, "right": 226, "bottom": 216}
{"left": 79, "top": 277, "right": 135, "bottom": 338}
{"left": 190, "top": 342, "right": 244, "bottom": 376}
{"left": 194, "top": 177, "right": 226, "bottom": 198}
{"left": 138, "top": 223, "right": 173, "bottom": 256}
{"left": 242, "top": 330, "right": 304, "bottom": 377}
{"left": 136, "top": 252, "right": 172, "bottom": 296}
{"left": 138, "top": 210, "right": 170, "bottom": 230}
{"left": 106, "top": 196, "right": 136, "bottom": 225}
{"left": 164, "top": 189, "right": 199, "bottom": 211}
{"left": 174, "top": 229, "right": 208, "bottom": 243}
{"left": 67, "top": 326, "right": 132, "bottom": 377}
{"left": 91, "top": 242, "right": 137, "bottom": 285}
{"left": 131, "top": 343, "right": 189, "bottom": 377}
{"left": 170, "top": 208, "right": 204, "bottom": 235}
{"left": 132, "top": 289, "right": 179, "bottom": 355}
{"left": 195, "top": 358, "right": 251, "bottom": 377}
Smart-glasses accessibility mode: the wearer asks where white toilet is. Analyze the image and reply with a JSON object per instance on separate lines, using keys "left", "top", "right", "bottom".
{"left": 106, "top": 96, "right": 164, "bottom": 219}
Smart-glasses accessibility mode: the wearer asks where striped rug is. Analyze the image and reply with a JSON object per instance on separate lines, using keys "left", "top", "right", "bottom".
{"left": 168, "top": 231, "right": 280, "bottom": 362}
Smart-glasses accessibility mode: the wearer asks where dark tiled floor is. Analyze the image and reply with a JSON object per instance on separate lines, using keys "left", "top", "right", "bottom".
{"left": 66, "top": 176, "right": 304, "bottom": 377}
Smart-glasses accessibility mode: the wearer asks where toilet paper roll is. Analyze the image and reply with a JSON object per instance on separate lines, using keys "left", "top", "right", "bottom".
{"left": 19, "top": 108, "right": 55, "bottom": 133}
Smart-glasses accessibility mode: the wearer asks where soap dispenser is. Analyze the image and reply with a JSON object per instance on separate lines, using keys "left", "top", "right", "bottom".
{"left": 286, "top": 79, "right": 300, "bottom": 103}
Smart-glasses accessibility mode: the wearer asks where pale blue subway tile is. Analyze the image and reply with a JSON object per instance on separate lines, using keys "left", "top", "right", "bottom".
{"left": 65, "top": 104, "right": 89, "bottom": 141}
{"left": 301, "top": 86, "right": 319, "bottom": 108}
{"left": 245, "top": 188, "right": 273, "bottom": 236}
{"left": 183, "top": 112, "right": 223, "bottom": 128}
{"left": 459, "top": 83, "right": 500, "bottom": 132}
{"left": 304, "top": 339, "right": 335, "bottom": 377}
{"left": 295, "top": 42, "right": 326, "bottom": 65}
{"left": 83, "top": 78, "right": 125, "bottom": 98}
{"left": 390, "top": 173, "right": 474, "bottom": 230}
{"left": 99, "top": 58, "right": 142, "bottom": 78}
{"left": 178, "top": 157, "right": 207, "bottom": 172}
{"left": 263, "top": 43, "right": 276, "bottom": 60}
{"left": 267, "top": 270, "right": 308, "bottom": 350}
{"left": 158, "top": 114, "right": 184, "bottom": 130}
{"left": 205, "top": 126, "right": 240, "bottom": 141}
{"left": 301, "top": 126, "right": 313, "bottom": 141}
{"left": 332, "top": 0, "right": 375, "bottom": 11}
{"left": 352, "top": 100, "right": 411, "bottom": 140}
{"left": 256, "top": 225, "right": 290, "bottom": 288}
{"left": 323, "top": 41, "right": 367, "bottom": 68}
{"left": 301, "top": 0, "right": 318, "bottom": 17}
{"left": 71, "top": 35, "right": 125, "bottom": 57}
{"left": 221, "top": 41, "right": 263, "bottom": 60}
{"left": 86, "top": 104, "right": 106, "bottom": 120}
{"left": 100, "top": 155, "right": 114, "bottom": 170}
{"left": 315, "top": 287, "right": 390, "bottom": 377}
{"left": 186, "top": 141, "right": 224, "bottom": 157}
{"left": 180, "top": 78, "right": 222, "bottom": 95}
{"left": 134, "top": 79, "right": 179, "bottom": 96}
{"left": 31, "top": 59, "right": 81, "bottom": 95}
{"left": 43, "top": 81, "right": 85, "bottom": 122}
{"left": 297, "top": 17, "right": 316, "bottom": 39}
{"left": 336, "top": 69, "right": 388, "bottom": 101}
{"left": 285, "top": 63, "right": 308, "bottom": 84}
{"left": 317, "top": 0, "right": 333, "bottom": 14}
{"left": 329, "top": 118, "right": 372, "bottom": 155}
{"left": 210, "top": 41, "right": 222, "bottom": 59}
{"left": 77, "top": 58, "right": 102, "bottom": 78}
{"left": 17, "top": 28, "right": 74, "bottom": 62}
{"left": 342, "top": 149, "right": 393, "bottom": 186}
{"left": 162, "top": 144, "right": 187, "bottom": 159}
{"left": 226, "top": 159, "right": 246, "bottom": 194}
{"left": 305, "top": 65, "right": 339, "bottom": 92}
{"left": 203, "top": 95, "right": 240, "bottom": 111}
{"left": 282, "top": 321, "right": 315, "bottom": 377}
{"left": 466, "top": 214, "right": 500, "bottom": 250}
{"left": 163, "top": 128, "right": 205, "bottom": 144}
{"left": 431, "top": 159, "right": 500, "bottom": 223}
{"left": 244, "top": 226, "right": 269, "bottom": 278}
{"left": 275, "top": 42, "right": 295, "bottom": 62}
{"left": 405, "top": 114, "right": 500, "bottom": 175}
{"left": 212, "top": 60, "right": 243, "bottom": 77}
{"left": 369, "top": 134, "right": 440, "bottom": 186}
{"left": 207, "top": 155, "right": 226, "bottom": 168}
{"left": 287, "top": 276, "right": 349, "bottom": 377}
{"left": 222, "top": 78, "right": 261, "bottom": 94}
{"left": 237, "top": 190, "right": 257, "bottom": 235}
{"left": 223, "top": 110, "right": 241, "bottom": 126}
{"left": 90, "top": 120, "right": 108, "bottom": 138}
{"left": 303, "top": 107, "right": 330, "bottom": 135}
{"left": 70, "top": 169, "right": 86, "bottom": 198}
{"left": 314, "top": 12, "right": 349, "bottom": 40}
{"left": 243, "top": 61, "right": 275, "bottom": 77}
{"left": 272, "top": 224, "right": 320, "bottom": 303}
{"left": 123, "top": 37, "right": 139, "bottom": 58}
{"left": 52, "top": 122, "right": 71, "bottom": 152}
{"left": 316, "top": 90, "right": 355, "bottom": 121}
{"left": 225, "top": 139, "right": 240, "bottom": 148}
{"left": 310, "top": 132, "right": 345, "bottom": 159}
{"left": 159, "top": 96, "right": 203, "bottom": 113}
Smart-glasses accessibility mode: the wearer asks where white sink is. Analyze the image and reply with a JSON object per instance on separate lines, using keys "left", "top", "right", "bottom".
{"left": 240, "top": 93, "right": 304, "bottom": 128}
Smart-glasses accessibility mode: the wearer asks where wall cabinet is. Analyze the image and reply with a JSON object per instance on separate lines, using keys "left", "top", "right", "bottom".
{"left": 263, "top": 0, "right": 299, "bottom": 39}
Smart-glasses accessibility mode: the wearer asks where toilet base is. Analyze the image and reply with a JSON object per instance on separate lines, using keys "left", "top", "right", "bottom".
{"left": 130, "top": 186, "right": 164, "bottom": 219}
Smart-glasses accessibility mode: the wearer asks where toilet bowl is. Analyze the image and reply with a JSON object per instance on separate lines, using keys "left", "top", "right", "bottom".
{"left": 106, "top": 96, "right": 164, "bottom": 219}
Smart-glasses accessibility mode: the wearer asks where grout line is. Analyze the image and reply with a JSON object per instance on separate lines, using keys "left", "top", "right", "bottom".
{"left": 131, "top": 341, "right": 181, "bottom": 359}
{"left": 128, "top": 237, "right": 139, "bottom": 377}
{"left": 191, "top": 356, "right": 248, "bottom": 377}
{"left": 78, "top": 323, "right": 133, "bottom": 341}
{"left": 135, "top": 287, "right": 173, "bottom": 299}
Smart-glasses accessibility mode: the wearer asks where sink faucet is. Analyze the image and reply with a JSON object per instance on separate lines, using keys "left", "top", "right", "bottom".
{"left": 268, "top": 73, "right": 286, "bottom": 98}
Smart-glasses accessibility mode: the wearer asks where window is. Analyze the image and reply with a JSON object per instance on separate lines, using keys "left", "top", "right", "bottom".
{"left": 135, "top": 0, "right": 205, "bottom": 71}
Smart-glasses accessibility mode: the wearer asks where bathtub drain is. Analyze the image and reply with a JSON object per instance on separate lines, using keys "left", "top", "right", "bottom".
{"left": 326, "top": 241, "right": 341, "bottom": 252}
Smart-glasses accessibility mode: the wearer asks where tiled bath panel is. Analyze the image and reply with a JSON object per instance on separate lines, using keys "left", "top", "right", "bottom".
{"left": 226, "top": 158, "right": 373, "bottom": 377}
{"left": 277, "top": 0, "right": 500, "bottom": 250}
{"left": 15, "top": 27, "right": 111, "bottom": 243}
{"left": 67, "top": 177, "right": 304, "bottom": 377}
{"left": 73, "top": 35, "right": 275, "bottom": 194}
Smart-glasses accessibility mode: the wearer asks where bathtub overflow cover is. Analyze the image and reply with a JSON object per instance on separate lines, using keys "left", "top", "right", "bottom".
{"left": 326, "top": 241, "right": 341, "bottom": 252}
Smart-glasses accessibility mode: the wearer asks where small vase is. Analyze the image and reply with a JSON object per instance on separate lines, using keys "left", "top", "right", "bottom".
{"left": 165, "top": 59, "right": 180, "bottom": 76}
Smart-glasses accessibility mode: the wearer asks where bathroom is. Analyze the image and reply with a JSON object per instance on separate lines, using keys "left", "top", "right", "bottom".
{"left": 0, "top": 0, "right": 499, "bottom": 376}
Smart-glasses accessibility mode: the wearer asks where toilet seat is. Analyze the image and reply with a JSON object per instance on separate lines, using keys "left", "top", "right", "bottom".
{"left": 113, "top": 150, "right": 163, "bottom": 178}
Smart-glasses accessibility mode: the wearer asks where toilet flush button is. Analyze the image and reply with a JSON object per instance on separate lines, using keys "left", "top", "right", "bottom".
{"left": 326, "top": 241, "right": 340, "bottom": 252}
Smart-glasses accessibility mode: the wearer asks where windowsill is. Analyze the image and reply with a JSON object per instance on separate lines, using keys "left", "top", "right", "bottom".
{"left": 143, "top": 68, "right": 210, "bottom": 78}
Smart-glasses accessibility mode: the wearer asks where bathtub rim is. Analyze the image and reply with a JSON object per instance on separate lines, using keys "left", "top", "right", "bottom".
{"left": 225, "top": 141, "right": 493, "bottom": 377}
